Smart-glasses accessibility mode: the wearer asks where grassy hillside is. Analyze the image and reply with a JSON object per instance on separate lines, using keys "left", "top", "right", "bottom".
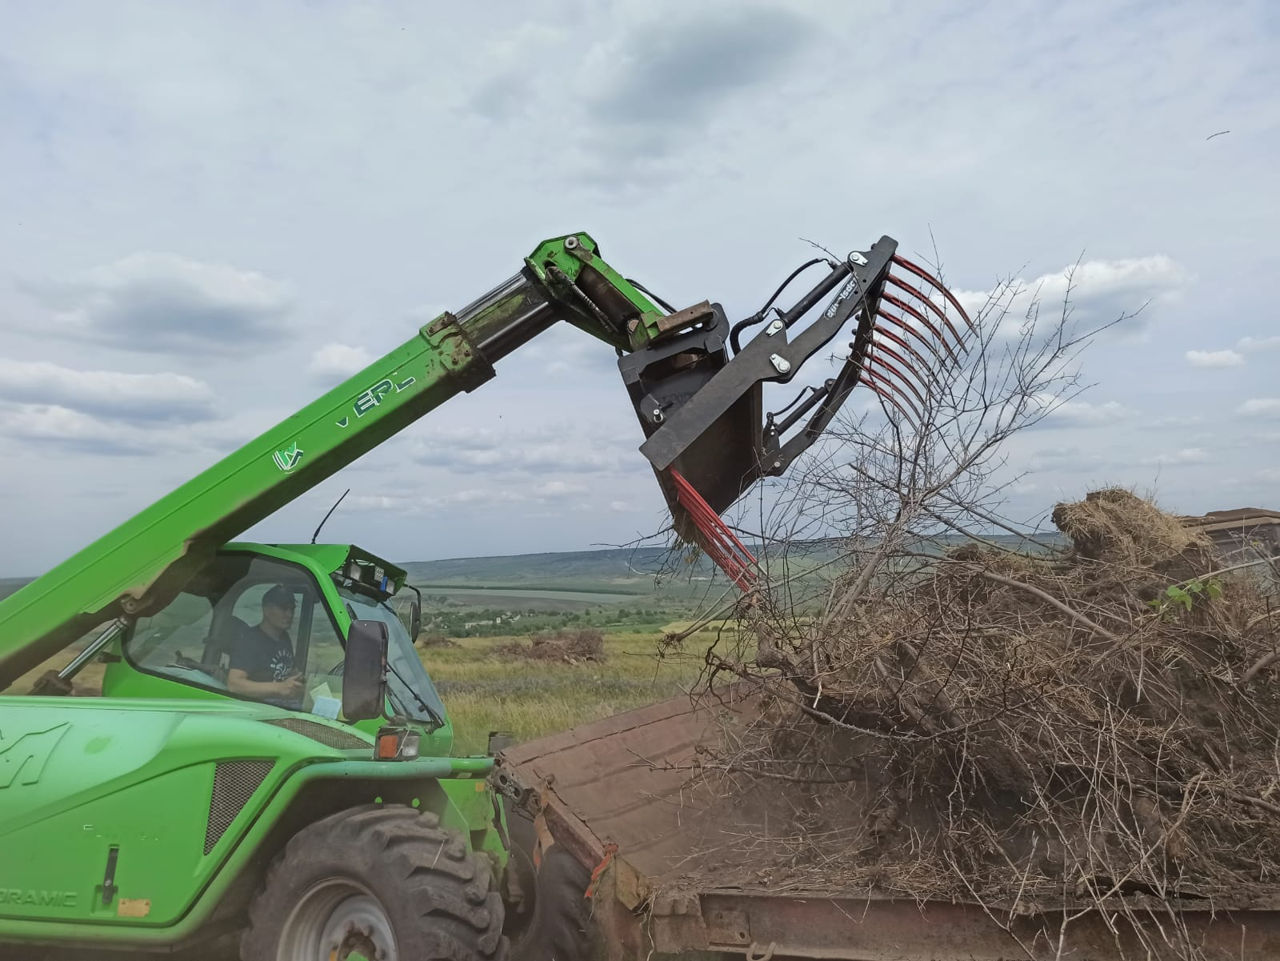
{"left": 401, "top": 545, "right": 736, "bottom": 603}
{"left": 403, "top": 546, "right": 674, "bottom": 592}
{"left": 0, "top": 535, "right": 1062, "bottom": 608}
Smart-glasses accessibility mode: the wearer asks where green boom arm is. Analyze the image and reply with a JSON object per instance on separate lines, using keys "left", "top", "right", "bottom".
{"left": 0, "top": 232, "right": 665, "bottom": 691}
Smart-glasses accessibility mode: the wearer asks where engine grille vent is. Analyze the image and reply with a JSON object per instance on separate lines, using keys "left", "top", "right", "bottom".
{"left": 263, "top": 717, "right": 370, "bottom": 751}
{"left": 205, "top": 760, "right": 273, "bottom": 855}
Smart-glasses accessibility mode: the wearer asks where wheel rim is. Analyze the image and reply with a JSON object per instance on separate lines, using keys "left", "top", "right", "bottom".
{"left": 277, "top": 878, "right": 398, "bottom": 961}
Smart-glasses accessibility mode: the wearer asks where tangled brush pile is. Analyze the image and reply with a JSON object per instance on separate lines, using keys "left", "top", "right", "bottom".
{"left": 708, "top": 491, "right": 1280, "bottom": 936}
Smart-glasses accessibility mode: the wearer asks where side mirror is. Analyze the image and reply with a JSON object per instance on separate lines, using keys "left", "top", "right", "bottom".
{"left": 408, "top": 587, "right": 422, "bottom": 643}
{"left": 397, "top": 585, "right": 423, "bottom": 644}
{"left": 343, "top": 619, "right": 388, "bottom": 721}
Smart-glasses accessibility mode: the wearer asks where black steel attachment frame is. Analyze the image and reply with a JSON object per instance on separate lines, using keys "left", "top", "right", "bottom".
{"left": 619, "top": 235, "right": 973, "bottom": 560}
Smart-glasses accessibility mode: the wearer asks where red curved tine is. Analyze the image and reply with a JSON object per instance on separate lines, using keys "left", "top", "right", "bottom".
{"left": 862, "top": 363, "right": 924, "bottom": 424}
{"left": 856, "top": 365, "right": 921, "bottom": 428}
{"left": 698, "top": 529, "right": 755, "bottom": 591}
{"left": 870, "top": 337, "right": 931, "bottom": 391}
{"left": 891, "top": 256, "right": 975, "bottom": 331}
{"left": 880, "top": 293, "right": 959, "bottom": 364}
{"left": 875, "top": 309, "right": 950, "bottom": 366}
{"left": 669, "top": 469, "right": 758, "bottom": 592}
{"left": 873, "top": 327, "right": 944, "bottom": 390}
{"left": 867, "top": 353, "right": 928, "bottom": 413}
{"left": 884, "top": 274, "right": 967, "bottom": 352}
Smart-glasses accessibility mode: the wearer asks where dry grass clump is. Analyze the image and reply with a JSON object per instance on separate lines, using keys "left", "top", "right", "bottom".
{"left": 1053, "top": 487, "right": 1214, "bottom": 573}
{"left": 415, "top": 630, "right": 459, "bottom": 649}
{"left": 704, "top": 490, "right": 1280, "bottom": 951}
{"left": 495, "top": 628, "right": 606, "bottom": 665}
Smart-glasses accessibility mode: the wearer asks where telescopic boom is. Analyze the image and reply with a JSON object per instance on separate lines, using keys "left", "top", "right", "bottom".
{"left": 0, "top": 230, "right": 971, "bottom": 690}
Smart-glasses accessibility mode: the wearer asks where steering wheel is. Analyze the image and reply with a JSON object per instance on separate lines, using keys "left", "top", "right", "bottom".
{"left": 167, "top": 651, "right": 204, "bottom": 671}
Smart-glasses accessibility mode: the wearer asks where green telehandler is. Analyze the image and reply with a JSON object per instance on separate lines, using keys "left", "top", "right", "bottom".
{"left": 0, "top": 231, "right": 968, "bottom": 960}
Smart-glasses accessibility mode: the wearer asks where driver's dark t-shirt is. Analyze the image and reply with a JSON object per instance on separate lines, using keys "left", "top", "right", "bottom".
{"left": 230, "top": 624, "right": 296, "bottom": 683}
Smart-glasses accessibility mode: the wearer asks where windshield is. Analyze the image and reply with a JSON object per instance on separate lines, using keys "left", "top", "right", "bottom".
{"left": 339, "top": 586, "right": 447, "bottom": 727}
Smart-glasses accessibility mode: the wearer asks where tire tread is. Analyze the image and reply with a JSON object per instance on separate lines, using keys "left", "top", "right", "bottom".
{"left": 241, "top": 804, "right": 508, "bottom": 961}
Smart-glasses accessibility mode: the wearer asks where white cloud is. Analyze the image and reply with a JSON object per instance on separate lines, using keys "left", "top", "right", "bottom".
{"left": 1048, "top": 256, "right": 1187, "bottom": 306}
{"left": 1037, "top": 398, "right": 1136, "bottom": 428}
{"left": 343, "top": 486, "right": 535, "bottom": 515}
{"left": 956, "top": 256, "right": 1190, "bottom": 338}
{"left": 343, "top": 483, "right": 568, "bottom": 514}
{"left": 0, "top": 358, "right": 216, "bottom": 423}
{"left": 1148, "top": 414, "right": 1207, "bottom": 428}
{"left": 343, "top": 493, "right": 410, "bottom": 513}
{"left": 532, "top": 479, "right": 589, "bottom": 498}
{"left": 1027, "top": 446, "right": 1108, "bottom": 472}
{"left": 310, "top": 343, "right": 374, "bottom": 380}
{"left": 1142, "top": 447, "right": 1210, "bottom": 465}
{"left": 586, "top": 7, "right": 815, "bottom": 130}
{"left": 1185, "top": 349, "right": 1244, "bottom": 368}
{"left": 411, "top": 424, "right": 632, "bottom": 475}
{"left": 447, "top": 488, "right": 527, "bottom": 506}
{"left": 414, "top": 442, "right": 627, "bottom": 475}
{"left": 323, "top": 456, "right": 608, "bottom": 527}
{"left": 1237, "top": 398, "right": 1280, "bottom": 419}
{"left": 0, "top": 404, "right": 155, "bottom": 455}
{"left": 24, "top": 252, "right": 293, "bottom": 355}
{"left": 1238, "top": 336, "right": 1280, "bottom": 353}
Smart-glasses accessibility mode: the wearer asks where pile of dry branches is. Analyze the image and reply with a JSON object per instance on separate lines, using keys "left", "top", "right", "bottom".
{"left": 717, "top": 489, "right": 1280, "bottom": 909}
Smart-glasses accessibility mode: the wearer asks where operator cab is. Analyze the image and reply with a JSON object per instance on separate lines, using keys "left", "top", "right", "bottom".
{"left": 113, "top": 544, "right": 445, "bottom": 730}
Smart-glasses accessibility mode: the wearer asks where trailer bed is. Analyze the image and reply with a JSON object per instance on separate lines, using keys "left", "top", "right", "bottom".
{"left": 497, "top": 690, "right": 1280, "bottom": 960}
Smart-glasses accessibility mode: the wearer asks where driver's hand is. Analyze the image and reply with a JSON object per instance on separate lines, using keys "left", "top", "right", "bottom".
{"left": 278, "top": 674, "right": 305, "bottom": 699}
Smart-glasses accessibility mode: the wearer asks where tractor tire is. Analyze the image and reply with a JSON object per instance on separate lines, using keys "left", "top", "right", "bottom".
{"left": 241, "top": 804, "right": 508, "bottom": 961}
{"left": 499, "top": 801, "right": 539, "bottom": 942}
{"left": 513, "top": 845, "right": 599, "bottom": 961}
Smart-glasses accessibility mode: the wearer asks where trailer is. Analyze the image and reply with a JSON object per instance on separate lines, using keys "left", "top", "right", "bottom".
{"left": 1182, "top": 508, "right": 1280, "bottom": 566}
{"left": 497, "top": 690, "right": 1280, "bottom": 961}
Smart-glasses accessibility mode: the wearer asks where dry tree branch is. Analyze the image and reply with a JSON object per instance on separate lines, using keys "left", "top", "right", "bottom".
{"left": 968, "top": 565, "right": 1123, "bottom": 645}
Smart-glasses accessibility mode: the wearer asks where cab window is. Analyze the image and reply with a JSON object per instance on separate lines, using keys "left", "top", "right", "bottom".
{"left": 129, "top": 592, "right": 218, "bottom": 688}
{"left": 124, "top": 553, "right": 346, "bottom": 716}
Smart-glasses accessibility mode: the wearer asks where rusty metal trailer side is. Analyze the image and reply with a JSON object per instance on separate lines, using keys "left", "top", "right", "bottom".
{"left": 496, "top": 691, "right": 1280, "bottom": 961}
{"left": 1183, "top": 507, "right": 1280, "bottom": 565}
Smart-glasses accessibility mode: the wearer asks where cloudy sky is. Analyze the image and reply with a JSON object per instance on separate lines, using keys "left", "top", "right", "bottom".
{"left": 1, "top": 0, "right": 1277, "bottom": 577}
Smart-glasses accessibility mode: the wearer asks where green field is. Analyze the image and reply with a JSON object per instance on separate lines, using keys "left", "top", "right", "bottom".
{"left": 424, "top": 627, "right": 713, "bottom": 755}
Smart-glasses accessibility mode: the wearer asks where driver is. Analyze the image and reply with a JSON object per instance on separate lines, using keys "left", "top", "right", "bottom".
{"left": 227, "top": 585, "right": 305, "bottom": 704}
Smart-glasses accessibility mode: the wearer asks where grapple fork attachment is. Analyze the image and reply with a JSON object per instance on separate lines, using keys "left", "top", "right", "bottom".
{"left": 621, "top": 236, "right": 971, "bottom": 579}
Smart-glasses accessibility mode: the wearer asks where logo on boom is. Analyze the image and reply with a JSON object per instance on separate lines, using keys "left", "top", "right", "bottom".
{"left": 272, "top": 443, "right": 304, "bottom": 472}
